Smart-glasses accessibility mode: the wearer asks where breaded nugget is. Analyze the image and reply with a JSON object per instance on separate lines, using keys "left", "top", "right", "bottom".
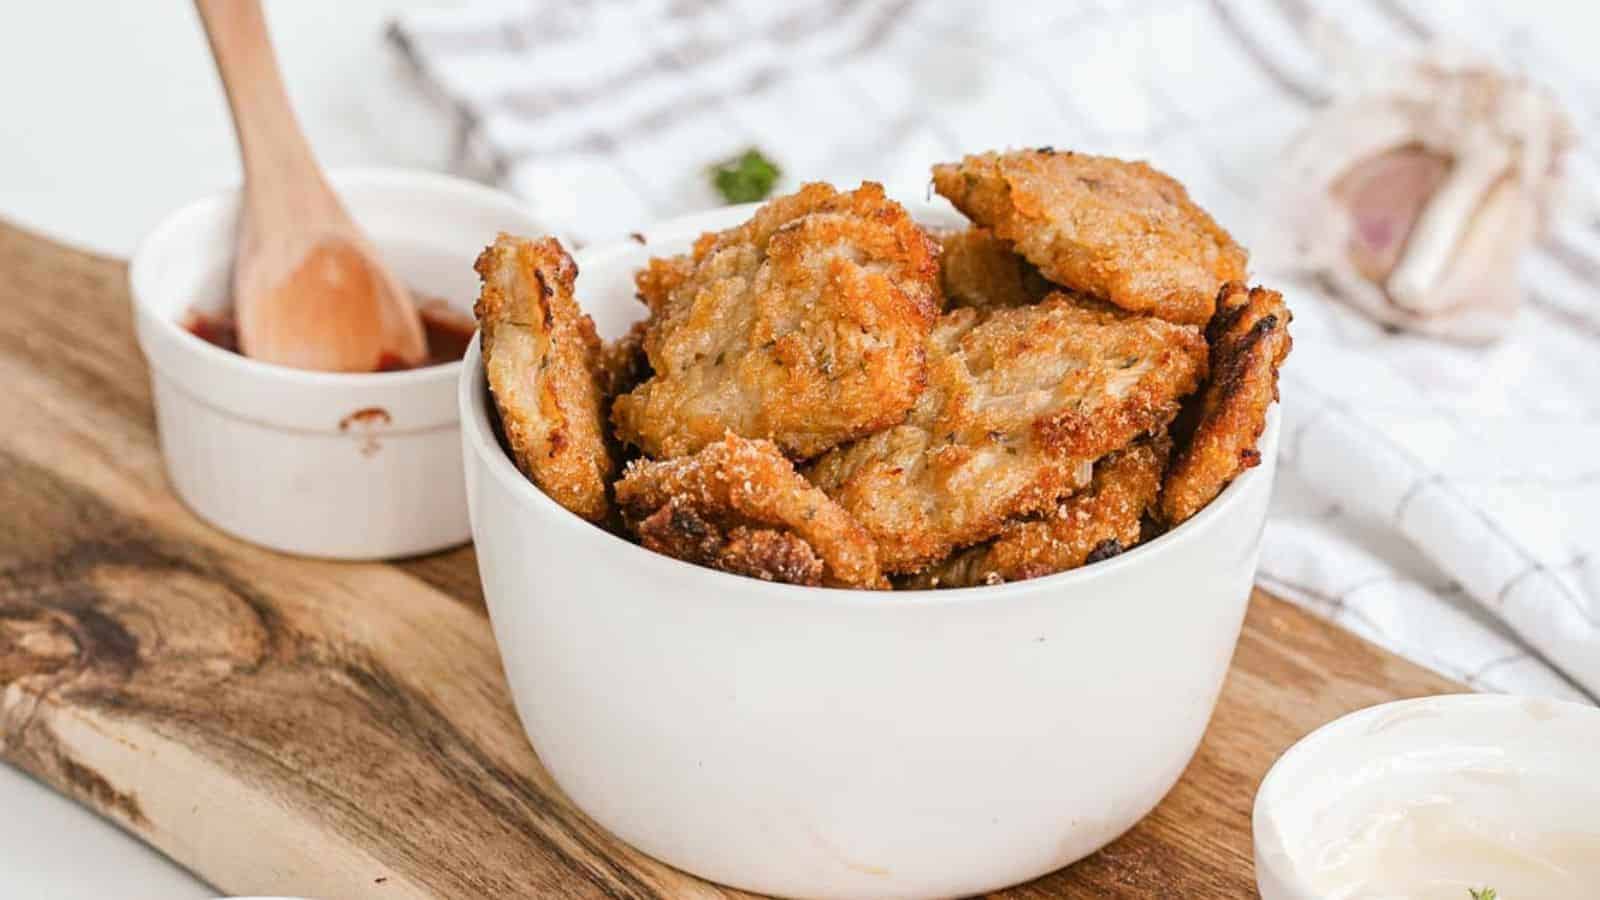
{"left": 938, "top": 227, "right": 1052, "bottom": 311}
{"left": 938, "top": 226, "right": 1132, "bottom": 317}
{"left": 475, "top": 234, "right": 614, "bottom": 522}
{"left": 932, "top": 149, "right": 1247, "bottom": 325}
{"left": 598, "top": 318, "right": 652, "bottom": 401}
{"left": 613, "top": 182, "right": 941, "bottom": 460}
{"left": 806, "top": 295, "right": 1207, "bottom": 573}
{"left": 901, "top": 437, "right": 1169, "bottom": 589}
{"left": 633, "top": 505, "right": 826, "bottom": 585}
{"left": 633, "top": 252, "right": 696, "bottom": 317}
{"left": 615, "top": 433, "right": 885, "bottom": 588}
{"left": 1158, "top": 282, "right": 1292, "bottom": 526}
{"left": 597, "top": 319, "right": 654, "bottom": 484}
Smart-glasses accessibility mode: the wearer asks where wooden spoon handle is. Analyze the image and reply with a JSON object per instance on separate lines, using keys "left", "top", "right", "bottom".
{"left": 194, "top": 0, "right": 341, "bottom": 222}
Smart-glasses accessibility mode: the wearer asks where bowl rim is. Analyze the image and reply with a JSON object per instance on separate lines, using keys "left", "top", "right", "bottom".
{"left": 129, "top": 166, "right": 532, "bottom": 391}
{"left": 460, "top": 201, "right": 1282, "bottom": 605}
{"left": 1250, "top": 692, "right": 1600, "bottom": 896}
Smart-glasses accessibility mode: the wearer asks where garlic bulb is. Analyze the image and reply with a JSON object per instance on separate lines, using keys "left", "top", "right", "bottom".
{"left": 1267, "top": 47, "right": 1573, "bottom": 342}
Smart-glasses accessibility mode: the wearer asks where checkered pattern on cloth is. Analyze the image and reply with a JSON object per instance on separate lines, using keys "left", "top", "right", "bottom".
{"left": 391, "top": 0, "right": 1600, "bottom": 701}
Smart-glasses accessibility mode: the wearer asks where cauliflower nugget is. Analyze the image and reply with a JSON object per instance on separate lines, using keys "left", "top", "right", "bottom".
{"left": 633, "top": 253, "right": 694, "bottom": 318}
{"left": 806, "top": 295, "right": 1207, "bottom": 573}
{"left": 933, "top": 149, "right": 1247, "bottom": 325}
{"left": 938, "top": 226, "right": 1052, "bottom": 311}
{"left": 616, "top": 434, "right": 885, "bottom": 588}
{"left": 597, "top": 318, "right": 652, "bottom": 402}
{"left": 901, "top": 436, "right": 1169, "bottom": 589}
{"left": 475, "top": 234, "right": 614, "bottom": 523}
{"left": 1158, "top": 282, "right": 1292, "bottom": 526}
{"left": 612, "top": 182, "right": 941, "bottom": 461}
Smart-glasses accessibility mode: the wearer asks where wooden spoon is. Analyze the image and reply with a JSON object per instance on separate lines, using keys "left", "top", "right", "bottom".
{"left": 195, "top": 0, "right": 426, "bottom": 372}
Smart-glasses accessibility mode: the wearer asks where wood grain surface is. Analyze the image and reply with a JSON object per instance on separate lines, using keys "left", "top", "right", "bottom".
{"left": 0, "top": 220, "right": 1461, "bottom": 898}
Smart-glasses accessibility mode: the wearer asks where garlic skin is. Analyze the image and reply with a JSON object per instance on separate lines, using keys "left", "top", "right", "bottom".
{"left": 1267, "top": 48, "right": 1572, "bottom": 342}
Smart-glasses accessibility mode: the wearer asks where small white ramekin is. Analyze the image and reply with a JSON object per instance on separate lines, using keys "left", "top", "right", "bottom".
{"left": 461, "top": 200, "right": 1283, "bottom": 899}
{"left": 131, "top": 168, "right": 540, "bottom": 559}
{"left": 1254, "top": 693, "right": 1600, "bottom": 900}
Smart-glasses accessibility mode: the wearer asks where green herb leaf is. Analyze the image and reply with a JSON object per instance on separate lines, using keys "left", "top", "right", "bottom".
{"left": 1469, "top": 888, "right": 1497, "bottom": 900}
{"left": 710, "top": 149, "right": 781, "bottom": 204}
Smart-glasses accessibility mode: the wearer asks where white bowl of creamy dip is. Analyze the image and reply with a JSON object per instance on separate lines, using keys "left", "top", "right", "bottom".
{"left": 1254, "top": 693, "right": 1600, "bottom": 900}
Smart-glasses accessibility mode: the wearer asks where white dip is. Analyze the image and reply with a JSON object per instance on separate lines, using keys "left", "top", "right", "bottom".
{"left": 1255, "top": 695, "right": 1600, "bottom": 900}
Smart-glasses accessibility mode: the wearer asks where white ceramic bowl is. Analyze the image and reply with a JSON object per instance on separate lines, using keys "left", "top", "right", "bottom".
{"left": 131, "top": 168, "right": 540, "bottom": 559}
{"left": 461, "top": 201, "right": 1282, "bottom": 899}
{"left": 1254, "top": 693, "right": 1600, "bottom": 900}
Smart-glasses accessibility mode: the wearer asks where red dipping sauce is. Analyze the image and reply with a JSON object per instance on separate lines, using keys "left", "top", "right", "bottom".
{"left": 181, "top": 296, "right": 476, "bottom": 371}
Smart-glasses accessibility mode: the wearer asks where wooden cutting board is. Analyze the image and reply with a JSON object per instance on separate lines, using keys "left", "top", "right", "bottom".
{"left": 0, "top": 220, "right": 1460, "bottom": 899}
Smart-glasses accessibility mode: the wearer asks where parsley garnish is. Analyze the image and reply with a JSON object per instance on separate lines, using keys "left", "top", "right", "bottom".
{"left": 1469, "top": 889, "right": 1497, "bottom": 900}
{"left": 710, "top": 149, "right": 781, "bottom": 204}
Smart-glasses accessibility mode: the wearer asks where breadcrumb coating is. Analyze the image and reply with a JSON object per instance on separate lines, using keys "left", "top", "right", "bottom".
{"left": 616, "top": 433, "right": 886, "bottom": 588}
{"left": 1158, "top": 282, "right": 1292, "bottom": 525}
{"left": 933, "top": 149, "right": 1247, "bottom": 325}
{"left": 807, "top": 295, "right": 1207, "bottom": 573}
{"left": 613, "top": 182, "right": 940, "bottom": 460}
{"left": 937, "top": 226, "right": 1053, "bottom": 311}
{"left": 901, "top": 436, "right": 1169, "bottom": 588}
{"left": 476, "top": 234, "right": 614, "bottom": 522}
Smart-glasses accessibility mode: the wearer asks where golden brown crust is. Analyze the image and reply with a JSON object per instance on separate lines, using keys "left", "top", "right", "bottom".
{"left": 1158, "top": 282, "right": 1292, "bottom": 526}
{"left": 612, "top": 182, "right": 941, "bottom": 461}
{"left": 475, "top": 234, "right": 614, "bottom": 523}
{"left": 938, "top": 227, "right": 1052, "bottom": 311}
{"left": 598, "top": 319, "right": 652, "bottom": 401}
{"left": 806, "top": 295, "right": 1207, "bottom": 573}
{"left": 633, "top": 253, "right": 695, "bottom": 317}
{"left": 933, "top": 149, "right": 1248, "bottom": 325}
{"left": 631, "top": 503, "right": 826, "bottom": 586}
{"left": 615, "top": 433, "right": 886, "bottom": 588}
{"left": 900, "top": 437, "right": 1169, "bottom": 589}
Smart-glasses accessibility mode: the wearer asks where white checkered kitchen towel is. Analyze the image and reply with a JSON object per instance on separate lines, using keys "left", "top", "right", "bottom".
{"left": 391, "top": 0, "right": 1600, "bottom": 702}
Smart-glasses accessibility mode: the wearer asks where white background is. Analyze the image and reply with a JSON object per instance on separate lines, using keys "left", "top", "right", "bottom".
{"left": 0, "top": 0, "right": 453, "bottom": 259}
